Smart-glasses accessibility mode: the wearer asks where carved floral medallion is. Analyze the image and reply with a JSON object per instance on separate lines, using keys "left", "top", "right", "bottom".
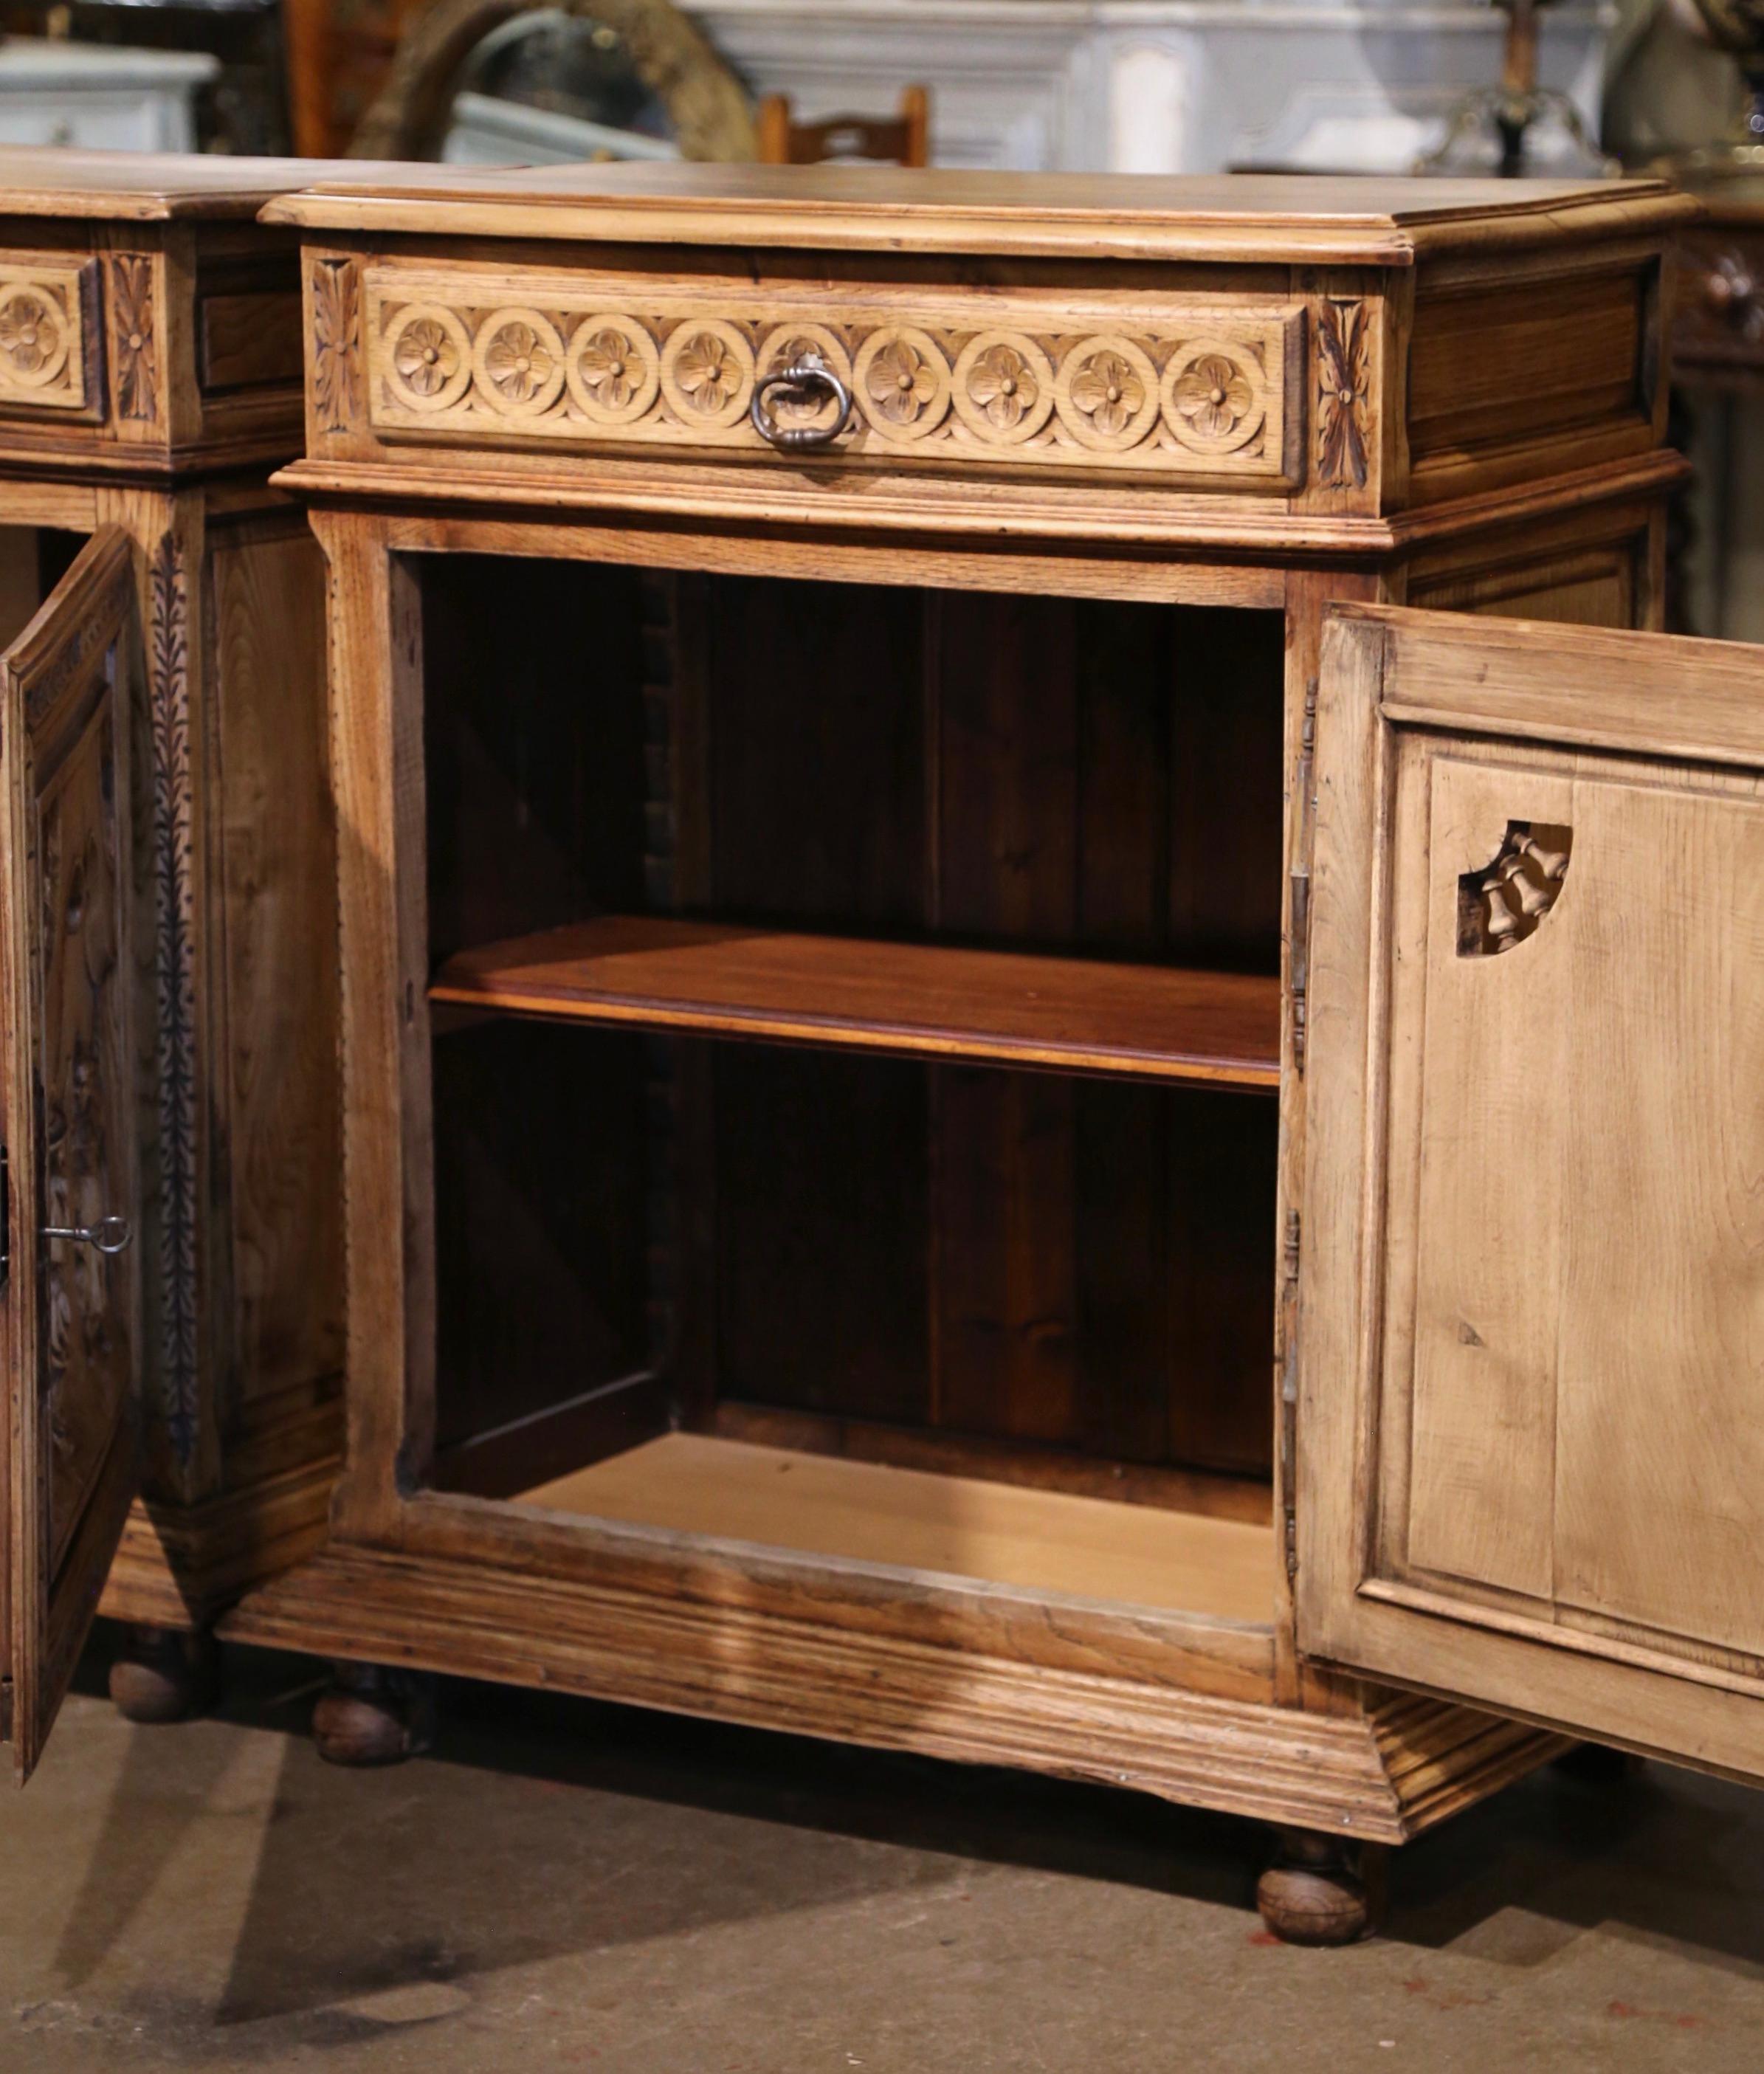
{"left": 660, "top": 320, "right": 754, "bottom": 428}
{"left": 1160, "top": 341, "right": 1265, "bottom": 456}
{"left": 565, "top": 314, "right": 661, "bottom": 424}
{"left": 852, "top": 326, "right": 951, "bottom": 440}
{"left": 0, "top": 284, "right": 68, "bottom": 389}
{"left": 472, "top": 306, "right": 566, "bottom": 416}
{"left": 383, "top": 301, "right": 472, "bottom": 412}
{"left": 951, "top": 331, "right": 1054, "bottom": 445}
{"left": 1054, "top": 334, "right": 1160, "bottom": 452}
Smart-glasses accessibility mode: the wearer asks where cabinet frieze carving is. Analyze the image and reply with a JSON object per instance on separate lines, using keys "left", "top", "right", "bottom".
{"left": 359, "top": 267, "right": 1303, "bottom": 483}
{"left": 107, "top": 255, "right": 158, "bottom": 424}
{"left": 0, "top": 255, "right": 95, "bottom": 415}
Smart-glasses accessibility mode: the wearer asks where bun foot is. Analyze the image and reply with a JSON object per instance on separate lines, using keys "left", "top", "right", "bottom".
{"left": 1257, "top": 1828, "right": 1383, "bottom": 1946}
{"left": 109, "top": 1625, "right": 218, "bottom": 1724}
{"left": 313, "top": 1661, "right": 435, "bottom": 1766}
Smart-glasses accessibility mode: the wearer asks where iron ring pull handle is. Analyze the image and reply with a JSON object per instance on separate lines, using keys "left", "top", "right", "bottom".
{"left": 41, "top": 1214, "right": 132, "bottom": 1256}
{"left": 750, "top": 351, "right": 854, "bottom": 450}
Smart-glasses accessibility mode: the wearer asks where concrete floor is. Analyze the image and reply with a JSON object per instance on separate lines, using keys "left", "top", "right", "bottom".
{"left": 1, "top": 1630, "right": 1760, "bottom": 2071}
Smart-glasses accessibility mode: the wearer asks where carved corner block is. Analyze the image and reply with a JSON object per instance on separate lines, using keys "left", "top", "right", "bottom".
{"left": 0, "top": 254, "right": 100, "bottom": 418}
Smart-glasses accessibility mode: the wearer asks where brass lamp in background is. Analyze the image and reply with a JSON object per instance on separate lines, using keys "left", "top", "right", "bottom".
{"left": 1418, "top": 0, "right": 1618, "bottom": 176}
{"left": 1661, "top": 0, "right": 1764, "bottom": 174}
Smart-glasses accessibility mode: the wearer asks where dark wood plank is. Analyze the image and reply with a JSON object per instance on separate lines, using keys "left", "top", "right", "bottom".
{"left": 430, "top": 1019, "right": 650, "bottom": 1454}
{"left": 430, "top": 915, "right": 1282, "bottom": 1087}
{"left": 712, "top": 1046, "right": 930, "bottom": 1425}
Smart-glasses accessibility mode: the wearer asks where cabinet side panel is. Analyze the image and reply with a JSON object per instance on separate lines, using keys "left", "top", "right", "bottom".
{"left": 213, "top": 528, "right": 345, "bottom": 1417}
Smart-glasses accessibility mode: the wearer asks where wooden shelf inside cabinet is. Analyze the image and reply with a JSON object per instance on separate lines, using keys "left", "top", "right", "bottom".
{"left": 428, "top": 917, "right": 1283, "bottom": 1089}
{"left": 518, "top": 1434, "right": 1276, "bottom": 1623}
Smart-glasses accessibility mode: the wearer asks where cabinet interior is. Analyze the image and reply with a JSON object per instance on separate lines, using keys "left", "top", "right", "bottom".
{"left": 416, "top": 551, "right": 1285, "bottom": 1623}
{"left": 0, "top": 526, "right": 87, "bottom": 650}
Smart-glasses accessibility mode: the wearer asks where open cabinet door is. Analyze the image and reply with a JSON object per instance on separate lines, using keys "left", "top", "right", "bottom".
{"left": 1298, "top": 603, "right": 1764, "bottom": 1782}
{"left": 1, "top": 529, "right": 144, "bottom": 1781}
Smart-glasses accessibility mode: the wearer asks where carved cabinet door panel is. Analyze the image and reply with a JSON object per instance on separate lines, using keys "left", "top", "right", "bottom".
{"left": 1, "top": 529, "right": 144, "bottom": 1780}
{"left": 1298, "top": 602, "right": 1764, "bottom": 1782}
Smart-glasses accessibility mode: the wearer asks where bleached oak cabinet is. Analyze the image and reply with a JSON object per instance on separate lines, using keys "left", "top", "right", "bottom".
{"left": 17, "top": 164, "right": 1764, "bottom": 1947}
{"left": 0, "top": 150, "right": 363, "bottom": 1752}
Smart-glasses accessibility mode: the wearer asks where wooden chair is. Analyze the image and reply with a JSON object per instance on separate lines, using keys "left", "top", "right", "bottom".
{"left": 757, "top": 83, "right": 928, "bottom": 167}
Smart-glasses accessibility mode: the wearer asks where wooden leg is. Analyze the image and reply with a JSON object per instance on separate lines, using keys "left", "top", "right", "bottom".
{"left": 1256, "top": 1827, "right": 1384, "bottom": 1946}
{"left": 108, "top": 1625, "right": 218, "bottom": 1725}
{"left": 312, "top": 1660, "right": 435, "bottom": 1766}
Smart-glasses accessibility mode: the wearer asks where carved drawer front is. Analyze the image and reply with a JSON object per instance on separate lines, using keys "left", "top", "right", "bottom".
{"left": 359, "top": 266, "right": 1306, "bottom": 486}
{"left": 0, "top": 255, "right": 99, "bottom": 417}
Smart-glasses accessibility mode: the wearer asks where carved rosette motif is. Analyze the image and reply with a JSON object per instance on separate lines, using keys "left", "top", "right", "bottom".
{"left": 659, "top": 320, "right": 754, "bottom": 430}
{"left": 1054, "top": 334, "right": 1160, "bottom": 452}
{"left": 472, "top": 306, "right": 567, "bottom": 416}
{"left": 0, "top": 283, "right": 69, "bottom": 391}
{"left": 951, "top": 331, "right": 1055, "bottom": 447}
{"left": 852, "top": 326, "right": 951, "bottom": 441}
{"left": 1316, "top": 298, "right": 1371, "bottom": 490}
{"left": 149, "top": 533, "right": 199, "bottom": 1467}
{"left": 565, "top": 314, "right": 661, "bottom": 425}
{"left": 1160, "top": 340, "right": 1266, "bottom": 457}
{"left": 382, "top": 300, "right": 472, "bottom": 413}
{"left": 108, "top": 255, "right": 156, "bottom": 422}
{"left": 365, "top": 281, "right": 1295, "bottom": 479}
{"left": 311, "top": 257, "right": 361, "bottom": 434}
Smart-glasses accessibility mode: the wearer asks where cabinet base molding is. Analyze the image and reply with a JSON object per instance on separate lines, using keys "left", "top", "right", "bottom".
{"left": 221, "top": 1544, "right": 1566, "bottom": 1843}
{"left": 98, "top": 1450, "right": 342, "bottom": 1630}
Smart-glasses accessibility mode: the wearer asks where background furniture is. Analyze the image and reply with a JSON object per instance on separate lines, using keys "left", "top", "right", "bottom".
{"left": 757, "top": 83, "right": 928, "bottom": 167}
{"left": 347, "top": 0, "right": 754, "bottom": 162}
{"left": 187, "top": 165, "right": 1705, "bottom": 1945}
{"left": 0, "top": 34, "right": 214, "bottom": 150}
{"left": 0, "top": 149, "right": 360, "bottom": 1736}
{"left": 1668, "top": 174, "right": 1764, "bottom": 638}
{"left": 684, "top": 0, "right": 1611, "bottom": 173}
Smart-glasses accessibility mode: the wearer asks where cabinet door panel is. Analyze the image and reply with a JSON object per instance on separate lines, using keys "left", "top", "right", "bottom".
{"left": 1298, "top": 604, "right": 1764, "bottom": 1780}
{"left": 1, "top": 528, "right": 143, "bottom": 1780}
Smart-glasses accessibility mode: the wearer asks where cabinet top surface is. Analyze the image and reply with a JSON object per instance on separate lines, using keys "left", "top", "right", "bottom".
{"left": 260, "top": 163, "right": 1695, "bottom": 264}
{"left": 0, "top": 147, "right": 487, "bottom": 221}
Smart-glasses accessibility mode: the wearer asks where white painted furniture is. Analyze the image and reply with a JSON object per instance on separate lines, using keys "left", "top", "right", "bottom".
{"left": 685, "top": 0, "right": 1612, "bottom": 173}
{"left": 0, "top": 38, "right": 216, "bottom": 154}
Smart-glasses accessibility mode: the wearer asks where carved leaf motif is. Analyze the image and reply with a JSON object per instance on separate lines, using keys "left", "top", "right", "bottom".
{"left": 312, "top": 258, "right": 359, "bottom": 433}
{"left": 864, "top": 337, "right": 940, "bottom": 425}
{"left": 1316, "top": 299, "right": 1370, "bottom": 490}
{"left": 150, "top": 534, "right": 198, "bottom": 1466}
{"left": 108, "top": 255, "right": 156, "bottom": 422}
{"left": 965, "top": 342, "right": 1038, "bottom": 431}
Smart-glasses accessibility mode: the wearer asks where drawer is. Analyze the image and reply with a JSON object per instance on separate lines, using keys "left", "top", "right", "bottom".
{"left": 360, "top": 264, "right": 1307, "bottom": 489}
{"left": 1673, "top": 228, "right": 1764, "bottom": 377}
{"left": 0, "top": 251, "right": 100, "bottom": 418}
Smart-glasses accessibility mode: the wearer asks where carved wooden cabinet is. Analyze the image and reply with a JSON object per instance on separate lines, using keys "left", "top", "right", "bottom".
{"left": 19, "top": 163, "right": 1764, "bottom": 1946}
{"left": 0, "top": 149, "right": 359, "bottom": 1746}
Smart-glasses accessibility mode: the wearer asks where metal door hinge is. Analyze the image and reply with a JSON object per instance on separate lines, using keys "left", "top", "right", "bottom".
{"left": 1279, "top": 1207, "right": 1301, "bottom": 1579}
{"left": 1289, "top": 678, "right": 1318, "bottom": 1074}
